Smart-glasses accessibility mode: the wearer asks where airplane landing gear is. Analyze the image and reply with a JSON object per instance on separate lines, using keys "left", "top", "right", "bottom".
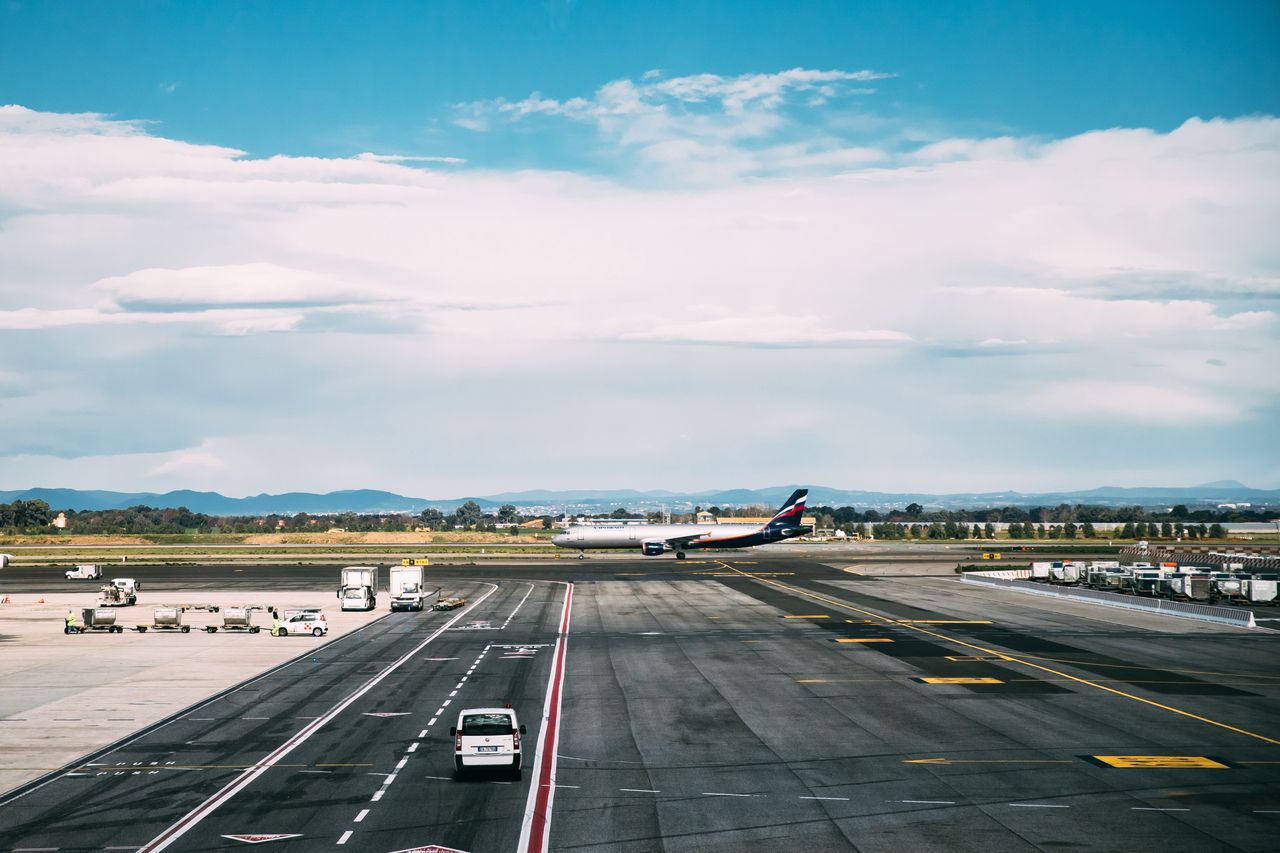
{"left": 578, "top": 551, "right": 587, "bottom": 560}
{"left": 676, "top": 551, "right": 687, "bottom": 560}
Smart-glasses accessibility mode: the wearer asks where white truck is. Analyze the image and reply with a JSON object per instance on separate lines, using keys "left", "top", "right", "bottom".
{"left": 66, "top": 564, "right": 103, "bottom": 580}
{"left": 389, "top": 565, "right": 427, "bottom": 612}
{"left": 338, "top": 566, "right": 378, "bottom": 612}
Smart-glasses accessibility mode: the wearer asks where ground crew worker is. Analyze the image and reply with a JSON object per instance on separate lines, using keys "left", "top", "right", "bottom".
{"left": 65, "top": 609, "right": 79, "bottom": 634}
{"left": 271, "top": 610, "right": 281, "bottom": 637}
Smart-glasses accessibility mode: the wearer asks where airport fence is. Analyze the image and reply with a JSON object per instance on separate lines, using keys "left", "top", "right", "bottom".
{"left": 961, "top": 571, "right": 1258, "bottom": 629}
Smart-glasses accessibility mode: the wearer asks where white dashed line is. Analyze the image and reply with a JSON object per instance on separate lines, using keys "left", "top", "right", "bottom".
{"left": 899, "top": 800, "right": 955, "bottom": 805}
{"left": 800, "top": 796, "right": 849, "bottom": 801}
{"left": 371, "top": 790, "right": 384, "bottom": 802}
{"left": 1010, "top": 803, "right": 1070, "bottom": 808}
{"left": 621, "top": 788, "right": 661, "bottom": 793}
{"left": 449, "top": 691, "right": 457, "bottom": 697}
{"left": 555, "top": 784, "right": 580, "bottom": 789}
{"left": 1132, "top": 807, "right": 1189, "bottom": 812}
{"left": 1254, "top": 810, "right": 1280, "bottom": 814}
{"left": 419, "top": 729, "right": 428, "bottom": 738}
{"left": 427, "top": 717, "right": 438, "bottom": 727}
{"left": 395, "top": 758, "right": 408, "bottom": 771}
{"left": 441, "top": 700, "right": 451, "bottom": 707}
{"left": 337, "top": 829, "right": 353, "bottom": 844}
{"left": 702, "top": 792, "right": 756, "bottom": 797}
{"left": 408, "top": 743, "right": 418, "bottom": 752}
{"left": 354, "top": 809, "right": 369, "bottom": 822}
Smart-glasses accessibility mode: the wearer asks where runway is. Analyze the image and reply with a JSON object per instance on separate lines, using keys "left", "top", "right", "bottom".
{"left": 1, "top": 555, "right": 1277, "bottom": 851}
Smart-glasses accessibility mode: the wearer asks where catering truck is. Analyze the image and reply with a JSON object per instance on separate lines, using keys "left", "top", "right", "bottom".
{"left": 338, "top": 566, "right": 378, "bottom": 611}
{"left": 389, "top": 565, "right": 427, "bottom": 612}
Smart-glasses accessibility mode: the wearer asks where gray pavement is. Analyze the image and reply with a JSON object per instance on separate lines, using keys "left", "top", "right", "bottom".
{"left": 0, "top": 554, "right": 1277, "bottom": 852}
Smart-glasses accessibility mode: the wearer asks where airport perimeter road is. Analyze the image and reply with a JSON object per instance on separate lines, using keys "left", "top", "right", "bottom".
{"left": 0, "top": 579, "right": 573, "bottom": 853}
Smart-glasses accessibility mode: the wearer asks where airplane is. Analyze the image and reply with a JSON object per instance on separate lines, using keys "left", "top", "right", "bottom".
{"left": 551, "top": 489, "right": 812, "bottom": 559}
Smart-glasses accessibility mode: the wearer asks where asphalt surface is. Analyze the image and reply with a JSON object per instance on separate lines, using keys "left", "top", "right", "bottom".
{"left": 2, "top": 555, "right": 1278, "bottom": 852}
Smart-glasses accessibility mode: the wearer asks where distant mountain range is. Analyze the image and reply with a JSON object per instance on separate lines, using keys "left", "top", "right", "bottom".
{"left": 2, "top": 482, "right": 1278, "bottom": 515}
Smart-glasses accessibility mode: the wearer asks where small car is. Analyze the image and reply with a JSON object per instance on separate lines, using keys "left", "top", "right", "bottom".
{"left": 451, "top": 706, "right": 526, "bottom": 779}
{"left": 276, "top": 611, "right": 329, "bottom": 637}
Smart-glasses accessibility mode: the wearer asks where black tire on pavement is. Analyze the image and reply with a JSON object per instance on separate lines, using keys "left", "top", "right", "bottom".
{"left": 312, "top": 627, "right": 323, "bottom": 637}
{"left": 279, "top": 628, "right": 288, "bottom": 637}
{"left": 181, "top": 626, "right": 190, "bottom": 633}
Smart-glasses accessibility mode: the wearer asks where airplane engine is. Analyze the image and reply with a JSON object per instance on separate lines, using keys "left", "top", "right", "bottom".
{"left": 641, "top": 540, "right": 666, "bottom": 556}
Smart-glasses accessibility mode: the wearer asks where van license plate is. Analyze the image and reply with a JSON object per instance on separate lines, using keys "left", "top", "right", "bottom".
{"left": 476, "top": 746, "right": 499, "bottom": 752}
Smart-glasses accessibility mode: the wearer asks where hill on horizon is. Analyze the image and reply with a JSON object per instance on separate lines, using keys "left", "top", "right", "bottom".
{"left": 2, "top": 482, "right": 1278, "bottom": 515}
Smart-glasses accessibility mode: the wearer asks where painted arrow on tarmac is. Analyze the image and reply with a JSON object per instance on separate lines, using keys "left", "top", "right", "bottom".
{"left": 221, "top": 835, "right": 303, "bottom": 844}
{"left": 388, "top": 846, "right": 471, "bottom": 853}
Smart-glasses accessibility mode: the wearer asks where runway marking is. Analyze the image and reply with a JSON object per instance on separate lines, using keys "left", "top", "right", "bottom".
{"left": 716, "top": 562, "right": 1280, "bottom": 745}
{"left": 1091, "top": 755, "right": 1230, "bottom": 769}
{"left": 898, "top": 800, "right": 955, "bottom": 805}
{"left": 419, "top": 729, "right": 429, "bottom": 738}
{"left": 800, "top": 796, "right": 849, "bottom": 801}
{"left": 945, "top": 656, "right": 1000, "bottom": 662}
{"left": 371, "top": 790, "right": 384, "bottom": 802}
{"left": 337, "top": 830, "right": 353, "bottom": 845}
{"left": 354, "top": 809, "right": 368, "bottom": 822}
{"left": 783, "top": 614, "right": 830, "bottom": 619}
{"left": 897, "top": 620, "right": 993, "bottom": 625}
{"left": 518, "top": 581, "right": 574, "bottom": 853}
{"left": 501, "top": 583, "right": 536, "bottom": 628}
{"left": 904, "top": 758, "right": 1071, "bottom": 765}
{"left": 917, "top": 677, "right": 1004, "bottom": 685}
{"left": 835, "top": 638, "right": 892, "bottom": 643}
{"left": 1009, "top": 803, "right": 1070, "bottom": 808}
{"left": 620, "top": 788, "right": 660, "bottom": 793}
{"left": 1254, "top": 810, "right": 1280, "bottom": 814}
{"left": 1132, "top": 807, "right": 1190, "bottom": 812}
{"left": 135, "top": 583, "right": 501, "bottom": 853}
{"left": 408, "top": 743, "right": 418, "bottom": 752}
{"left": 702, "top": 792, "right": 757, "bottom": 797}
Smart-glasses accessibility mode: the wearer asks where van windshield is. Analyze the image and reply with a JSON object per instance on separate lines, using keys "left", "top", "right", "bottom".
{"left": 461, "top": 714, "right": 512, "bottom": 736}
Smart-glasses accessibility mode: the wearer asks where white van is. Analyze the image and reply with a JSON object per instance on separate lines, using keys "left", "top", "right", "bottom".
{"left": 450, "top": 707, "right": 526, "bottom": 779}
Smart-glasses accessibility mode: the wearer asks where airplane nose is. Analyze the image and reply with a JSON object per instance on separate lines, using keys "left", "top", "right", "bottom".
{"left": 551, "top": 534, "right": 566, "bottom": 545}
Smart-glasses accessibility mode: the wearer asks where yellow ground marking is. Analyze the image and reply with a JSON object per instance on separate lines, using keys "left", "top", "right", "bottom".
{"left": 707, "top": 615, "right": 723, "bottom": 619}
{"left": 784, "top": 614, "right": 830, "bottom": 619}
{"left": 1093, "top": 755, "right": 1230, "bottom": 769}
{"left": 713, "top": 560, "right": 1280, "bottom": 746}
{"left": 897, "top": 620, "right": 993, "bottom": 625}
{"left": 988, "top": 654, "right": 1280, "bottom": 682}
{"left": 836, "top": 638, "right": 894, "bottom": 643}
{"left": 919, "top": 677, "right": 1005, "bottom": 685}
{"left": 904, "top": 758, "right": 1072, "bottom": 765}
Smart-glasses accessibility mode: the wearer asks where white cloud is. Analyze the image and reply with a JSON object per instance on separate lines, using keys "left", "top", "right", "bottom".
{"left": 0, "top": 105, "right": 1277, "bottom": 492}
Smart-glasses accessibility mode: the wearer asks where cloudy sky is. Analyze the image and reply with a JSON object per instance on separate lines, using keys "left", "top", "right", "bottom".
{"left": 1, "top": 1, "right": 1278, "bottom": 497}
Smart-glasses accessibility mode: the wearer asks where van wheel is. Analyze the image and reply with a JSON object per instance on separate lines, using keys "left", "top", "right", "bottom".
{"left": 279, "top": 627, "right": 288, "bottom": 637}
{"left": 511, "top": 763, "right": 522, "bottom": 781}
{"left": 312, "top": 627, "right": 323, "bottom": 637}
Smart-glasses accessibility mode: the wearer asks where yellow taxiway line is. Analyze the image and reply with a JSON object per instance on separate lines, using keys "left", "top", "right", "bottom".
{"left": 717, "top": 561, "right": 1280, "bottom": 746}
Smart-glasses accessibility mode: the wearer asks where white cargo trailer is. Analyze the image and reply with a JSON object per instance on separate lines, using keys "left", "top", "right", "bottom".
{"left": 389, "top": 565, "right": 427, "bottom": 612}
{"left": 338, "top": 566, "right": 378, "bottom": 611}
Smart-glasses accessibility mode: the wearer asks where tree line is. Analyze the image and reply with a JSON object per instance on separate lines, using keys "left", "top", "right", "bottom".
{"left": 0, "top": 497, "right": 1268, "bottom": 536}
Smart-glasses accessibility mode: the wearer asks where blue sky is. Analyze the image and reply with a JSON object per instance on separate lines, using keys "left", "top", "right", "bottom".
{"left": 1, "top": 1, "right": 1278, "bottom": 496}
{"left": 5, "top": 1, "right": 1278, "bottom": 166}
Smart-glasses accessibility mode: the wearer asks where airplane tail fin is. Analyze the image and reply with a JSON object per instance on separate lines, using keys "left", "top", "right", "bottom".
{"left": 767, "top": 489, "right": 808, "bottom": 530}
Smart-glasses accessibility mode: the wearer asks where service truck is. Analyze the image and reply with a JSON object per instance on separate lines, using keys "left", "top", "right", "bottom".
{"left": 97, "top": 578, "right": 140, "bottom": 606}
{"left": 338, "top": 566, "right": 378, "bottom": 611}
{"left": 389, "top": 565, "right": 427, "bottom": 612}
{"left": 66, "top": 564, "right": 103, "bottom": 580}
